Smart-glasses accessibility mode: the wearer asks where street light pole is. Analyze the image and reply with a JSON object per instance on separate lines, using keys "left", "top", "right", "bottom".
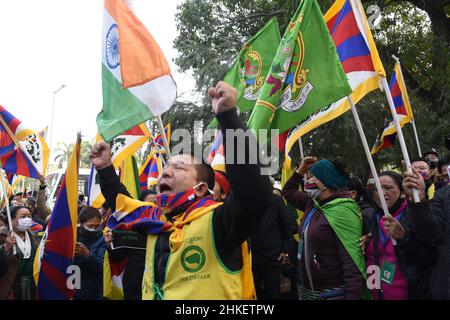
{"left": 49, "top": 84, "right": 66, "bottom": 168}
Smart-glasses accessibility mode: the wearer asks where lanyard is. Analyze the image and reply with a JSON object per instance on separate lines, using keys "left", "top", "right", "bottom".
{"left": 376, "top": 211, "right": 403, "bottom": 247}
{"left": 298, "top": 208, "right": 317, "bottom": 261}
{"left": 301, "top": 208, "right": 317, "bottom": 236}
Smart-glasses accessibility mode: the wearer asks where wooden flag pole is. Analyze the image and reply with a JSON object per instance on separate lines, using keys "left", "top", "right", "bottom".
{"left": 156, "top": 116, "right": 172, "bottom": 159}
{"left": 392, "top": 55, "right": 422, "bottom": 157}
{"left": 381, "top": 76, "right": 420, "bottom": 203}
{"left": 347, "top": 96, "right": 390, "bottom": 217}
{"left": 0, "top": 159, "right": 16, "bottom": 255}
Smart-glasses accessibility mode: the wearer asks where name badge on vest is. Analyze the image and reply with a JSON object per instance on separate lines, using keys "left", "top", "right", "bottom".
{"left": 381, "top": 261, "right": 396, "bottom": 284}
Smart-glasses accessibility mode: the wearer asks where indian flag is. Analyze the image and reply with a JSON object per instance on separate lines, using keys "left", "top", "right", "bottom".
{"left": 97, "top": 0, "right": 177, "bottom": 142}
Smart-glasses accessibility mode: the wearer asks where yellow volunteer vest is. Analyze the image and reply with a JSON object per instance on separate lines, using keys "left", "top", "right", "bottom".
{"left": 142, "top": 211, "right": 253, "bottom": 300}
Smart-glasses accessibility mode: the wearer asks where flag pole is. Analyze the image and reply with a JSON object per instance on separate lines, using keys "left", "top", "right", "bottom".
{"left": 411, "top": 120, "right": 422, "bottom": 157}
{"left": 0, "top": 115, "right": 43, "bottom": 179}
{"left": 347, "top": 96, "right": 390, "bottom": 217}
{"left": 392, "top": 55, "right": 422, "bottom": 157}
{"left": 0, "top": 159, "right": 16, "bottom": 255}
{"left": 156, "top": 116, "right": 171, "bottom": 159}
{"left": 298, "top": 137, "right": 304, "bottom": 159}
{"left": 145, "top": 120, "right": 167, "bottom": 167}
{"left": 381, "top": 76, "right": 420, "bottom": 203}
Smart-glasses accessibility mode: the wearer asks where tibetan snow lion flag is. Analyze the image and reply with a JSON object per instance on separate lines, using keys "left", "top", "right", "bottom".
{"left": 152, "top": 123, "right": 171, "bottom": 153}
{"left": 139, "top": 150, "right": 162, "bottom": 191}
{"left": 88, "top": 123, "right": 150, "bottom": 208}
{"left": 33, "top": 134, "right": 80, "bottom": 300}
{"left": 247, "top": 0, "right": 351, "bottom": 136}
{"left": 371, "top": 62, "right": 414, "bottom": 154}
{"left": 284, "top": 0, "right": 386, "bottom": 166}
{"left": 0, "top": 106, "right": 50, "bottom": 178}
{"left": 207, "top": 131, "right": 225, "bottom": 172}
{"left": 97, "top": 0, "right": 177, "bottom": 142}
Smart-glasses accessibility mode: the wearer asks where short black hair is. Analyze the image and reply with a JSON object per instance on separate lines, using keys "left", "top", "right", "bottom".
{"left": 6, "top": 206, "right": 29, "bottom": 226}
{"left": 423, "top": 149, "right": 439, "bottom": 158}
{"left": 411, "top": 157, "right": 428, "bottom": 164}
{"left": 379, "top": 171, "right": 403, "bottom": 192}
{"left": 187, "top": 152, "right": 215, "bottom": 190}
{"left": 78, "top": 206, "right": 101, "bottom": 224}
{"left": 139, "top": 189, "right": 157, "bottom": 201}
{"left": 438, "top": 161, "right": 450, "bottom": 174}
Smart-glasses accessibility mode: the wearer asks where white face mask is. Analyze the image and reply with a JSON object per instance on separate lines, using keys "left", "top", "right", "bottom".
{"left": 83, "top": 225, "right": 101, "bottom": 232}
{"left": 17, "top": 217, "right": 33, "bottom": 231}
{"left": 304, "top": 185, "right": 326, "bottom": 199}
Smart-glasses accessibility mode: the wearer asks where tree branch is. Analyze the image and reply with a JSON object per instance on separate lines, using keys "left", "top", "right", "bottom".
{"left": 400, "top": 65, "right": 433, "bottom": 102}
{"left": 228, "top": 10, "right": 284, "bottom": 23}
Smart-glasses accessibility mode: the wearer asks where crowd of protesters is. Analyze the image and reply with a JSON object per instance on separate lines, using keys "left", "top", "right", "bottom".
{"left": 0, "top": 82, "right": 450, "bottom": 300}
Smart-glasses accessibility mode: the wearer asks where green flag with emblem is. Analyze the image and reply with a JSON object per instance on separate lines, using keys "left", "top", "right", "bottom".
{"left": 247, "top": 0, "right": 352, "bottom": 135}
{"left": 208, "top": 18, "right": 281, "bottom": 128}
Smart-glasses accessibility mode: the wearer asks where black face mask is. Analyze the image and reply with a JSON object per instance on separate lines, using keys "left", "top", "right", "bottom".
{"left": 79, "top": 226, "right": 102, "bottom": 240}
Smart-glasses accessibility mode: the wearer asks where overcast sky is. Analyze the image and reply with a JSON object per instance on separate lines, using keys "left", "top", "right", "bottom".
{"left": 0, "top": 0, "right": 196, "bottom": 158}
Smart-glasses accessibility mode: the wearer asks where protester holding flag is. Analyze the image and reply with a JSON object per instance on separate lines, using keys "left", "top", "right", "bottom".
{"left": 2, "top": 206, "right": 42, "bottom": 300}
{"left": 403, "top": 168, "right": 450, "bottom": 299}
{"left": 282, "top": 157, "right": 367, "bottom": 300}
{"left": 73, "top": 207, "right": 107, "bottom": 300}
{"left": 363, "top": 171, "right": 434, "bottom": 299}
{"left": 92, "top": 81, "right": 272, "bottom": 300}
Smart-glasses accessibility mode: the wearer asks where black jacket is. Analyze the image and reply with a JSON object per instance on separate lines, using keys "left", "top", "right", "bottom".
{"left": 99, "top": 109, "right": 273, "bottom": 299}
{"left": 0, "top": 248, "right": 8, "bottom": 277}
{"left": 107, "top": 230, "right": 147, "bottom": 300}
{"left": 250, "top": 194, "right": 297, "bottom": 268}
{"left": 73, "top": 229, "right": 107, "bottom": 300}
{"left": 363, "top": 201, "right": 435, "bottom": 299}
{"left": 406, "top": 185, "right": 450, "bottom": 299}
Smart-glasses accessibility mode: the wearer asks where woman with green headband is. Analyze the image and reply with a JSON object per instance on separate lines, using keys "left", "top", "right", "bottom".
{"left": 282, "top": 157, "right": 368, "bottom": 300}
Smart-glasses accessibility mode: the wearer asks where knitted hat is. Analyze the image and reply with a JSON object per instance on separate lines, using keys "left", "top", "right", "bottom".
{"left": 310, "top": 159, "right": 347, "bottom": 190}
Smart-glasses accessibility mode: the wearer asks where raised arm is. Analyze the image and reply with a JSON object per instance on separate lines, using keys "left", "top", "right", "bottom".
{"left": 90, "top": 142, "right": 130, "bottom": 212}
{"left": 210, "top": 81, "right": 273, "bottom": 254}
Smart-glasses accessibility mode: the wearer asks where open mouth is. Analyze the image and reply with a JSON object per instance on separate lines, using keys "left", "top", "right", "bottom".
{"left": 159, "top": 182, "right": 172, "bottom": 194}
